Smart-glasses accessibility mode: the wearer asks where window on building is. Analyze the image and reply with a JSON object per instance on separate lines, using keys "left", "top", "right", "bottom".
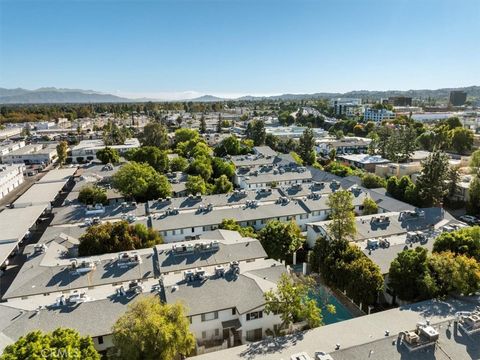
{"left": 201, "top": 311, "right": 219, "bottom": 322}
{"left": 232, "top": 308, "right": 236, "bottom": 315}
{"left": 97, "top": 336, "right": 104, "bottom": 345}
{"left": 246, "top": 328, "right": 263, "bottom": 342}
{"left": 215, "top": 329, "right": 220, "bottom": 337}
{"left": 246, "top": 311, "right": 263, "bottom": 321}
{"left": 192, "top": 227, "right": 195, "bottom": 233}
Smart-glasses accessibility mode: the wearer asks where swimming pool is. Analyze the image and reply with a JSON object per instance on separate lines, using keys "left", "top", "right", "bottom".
{"left": 310, "top": 285, "right": 354, "bottom": 325}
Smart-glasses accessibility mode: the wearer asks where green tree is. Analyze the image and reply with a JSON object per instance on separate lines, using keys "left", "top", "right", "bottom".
{"left": 79, "top": 221, "right": 163, "bottom": 256}
{"left": 311, "top": 237, "right": 383, "bottom": 307}
{"left": 445, "top": 116, "right": 463, "bottom": 129}
{"left": 467, "top": 177, "right": 480, "bottom": 215}
{"left": 199, "top": 114, "right": 207, "bottom": 134}
{"left": 470, "top": 149, "right": 480, "bottom": 177}
{"left": 214, "top": 135, "right": 241, "bottom": 156}
{"left": 447, "top": 167, "right": 460, "bottom": 199}
{"left": 0, "top": 328, "right": 100, "bottom": 360}
{"left": 113, "top": 162, "right": 172, "bottom": 201}
{"left": 188, "top": 158, "right": 213, "bottom": 181}
{"left": 428, "top": 251, "right": 480, "bottom": 297}
{"left": 169, "top": 156, "right": 188, "bottom": 172}
{"left": 174, "top": 128, "right": 199, "bottom": 145}
{"left": 191, "top": 142, "right": 212, "bottom": 159}
{"left": 78, "top": 184, "right": 108, "bottom": 205}
{"left": 361, "top": 173, "right": 386, "bottom": 189}
{"left": 213, "top": 174, "right": 233, "bottom": 194}
{"left": 433, "top": 226, "right": 480, "bottom": 261}
{"left": 245, "top": 120, "right": 266, "bottom": 146}
{"left": 416, "top": 150, "right": 450, "bottom": 206}
{"left": 212, "top": 157, "right": 235, "bottom": 180}
{"left": 326, "top": 190, "right": 356, "bottom": 242}
{"left": 375, "top": 126, "right": 393, "bottom": 158}
{"left": 298, "top": 128, "right": 316, "bottom": 165}
{"left": 219, "top": 218, "right": 256, "bottom": 238}
{"left": 386, "top": 176, "right": 399, "bottom": 196}
{"left": 185, "top": 175, "right": 207, "bottom": 195}
{"left": 125, "top": 146, "right": 169, "bottom": 173}
{"left": 259, "top": 220, "right": 304, "bottom": 262}
{"left": 450, "top": 127, "right": 474, "bottom": 154}
{"left": 96, "top": 146, "right": 120, "bottom": 164}
{"left": 142, "top": 122, "right": 169, "bottom": 149}
{"left": 388, "top": 247, "right": 430, "bottom": 301}
{"left": 264, "top": 274, "right": 322, "bottom": 331}
{"left": 112, "top": 297, "right": 195, "bottom": 360}
{"left": 362, "top": 197, "right": 378, "bottom": 215}
{"left": 290, "top": 151, "right": 303, "bottom": 165}
{"left": 56, "top": 141, "right": 68, "bottom": 165}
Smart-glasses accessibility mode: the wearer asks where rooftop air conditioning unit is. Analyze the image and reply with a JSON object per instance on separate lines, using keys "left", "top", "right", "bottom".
{"left": 215, "top": 265, "right": 225, "bottom": 277}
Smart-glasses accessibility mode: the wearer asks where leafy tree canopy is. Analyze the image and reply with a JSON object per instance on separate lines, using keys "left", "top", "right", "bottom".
{"left": 169, "top": 156, "right": 189, "bottom": 172}
{"left": 97, "top": 146, "right": 120, "bottom": 165}
{"left": 113, "top": 162, "right": 172, "bottom": 201}
{"left": 79, "top": 221, "right": 163, "bottom": 256}
{"left": 219, "top": 218, "right": 257, "bottom": 238}
{"left": 259, "top": 220, "right": 304, "bottom": 262}
{"left": 362, "top": 197, "right": 378, "bottom": 215}
{"left": 213, "top": 174, "right": 233, "bottom": 194}
{"left": 112, "top": 297, "right": 195, "bottom": 360}
{"left": 141, "top": 122, "right": 169, "bottom": 149}
{"left": 1, "top": 328, "right": 100, "bottom": 360}
{"left": 245, "top": 120, "right": 266, "bottom": 146}
{"left": 326, "top": 190, "right": 356, "bottom": 242}
{"left": 125, "top": 146, "right": 169, "bottom": 173}
{"left": 433, "top": 226, "right": 480, "bottom": 261}
{"left": 56, "top": 141, "right": 68, "bottom": 165}
{"left": 78, "top": 184, "right": 108, "bottom": 205}
{"left": 264, "top": 274, "right": 322, "bottom": 331}
{"left": 185, "top": 175, "right": 207, "bottom": 195}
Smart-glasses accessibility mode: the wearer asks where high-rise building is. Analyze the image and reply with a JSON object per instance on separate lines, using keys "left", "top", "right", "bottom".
{"left": 388, "top": 96, "right": 412, "bottom": 107}
{"left": 449, "top": 91, "right": 467, "bottom": 106}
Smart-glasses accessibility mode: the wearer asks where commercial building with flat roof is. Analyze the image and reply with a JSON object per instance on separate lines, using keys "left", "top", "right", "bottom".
{"left": 70, "top": 138, "right": 140, "bottom": 163}
{"left": 0, "top": 144, "right": 57, "bottom": 165}
{"left": 337, "top": 154, "right": 390, "bottom": 172}
{"left": 0, "top": 205, "right": 47, "bottom": 266}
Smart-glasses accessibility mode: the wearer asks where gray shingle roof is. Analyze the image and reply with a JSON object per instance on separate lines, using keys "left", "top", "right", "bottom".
{"left": 3, "top": 246, "right": 156, "bottom": 300}
{"left": 155, "top": 239, "right": 267, "bottom": 274}
{"left": 1, "top": 293, "right": 152, "bottom": 340}
{"left": 164, "top": 264, "right": 286, "bottom": 315}
{"left": 51, "top": 203, "right": 147, "bottom": 225}
{"left": 148, "top": 189, "right": 283, "bottom": 213}
{"left": 150, "top": 201, "right": 307, "bottom": 231}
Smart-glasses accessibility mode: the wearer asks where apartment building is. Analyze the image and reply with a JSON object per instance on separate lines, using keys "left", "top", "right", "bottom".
{"left": 69, "top": 138, "right": 140, "bottom": 163}
{"left": 0, "top": 143, "right": 57, "bottom": 165}
{"left": 0, "top": 164, "right": 25, "bottom": 199}
{"left": 1, "top": 229, "right": 287, "bottom": 355}
{"left": 363, "top": 108, "right": 395, "bottom": 122}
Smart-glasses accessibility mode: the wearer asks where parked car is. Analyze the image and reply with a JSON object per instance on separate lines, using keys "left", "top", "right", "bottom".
{"left": 459, "top": 215, "right": 480, "bottom": 225}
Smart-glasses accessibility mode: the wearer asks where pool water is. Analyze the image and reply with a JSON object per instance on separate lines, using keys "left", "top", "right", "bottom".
{"left": 309, "top": 286, "right": 353, "bottom": 325}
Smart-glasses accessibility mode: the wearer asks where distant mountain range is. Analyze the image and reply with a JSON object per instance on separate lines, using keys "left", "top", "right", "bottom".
{"left": 1, "top": 86, "right": 479, "bottom": 104}
{"left": 0, "top": 88, "right": 130, "bottom": 104}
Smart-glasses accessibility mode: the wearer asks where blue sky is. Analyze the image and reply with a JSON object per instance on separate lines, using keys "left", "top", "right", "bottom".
{"left": 0, "top": 0, "right": 479, "bottom": 99}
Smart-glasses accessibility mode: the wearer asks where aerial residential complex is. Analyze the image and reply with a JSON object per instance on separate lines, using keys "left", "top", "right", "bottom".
{"left": 0, "top": 94, "right": 479, "bottom": 360}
